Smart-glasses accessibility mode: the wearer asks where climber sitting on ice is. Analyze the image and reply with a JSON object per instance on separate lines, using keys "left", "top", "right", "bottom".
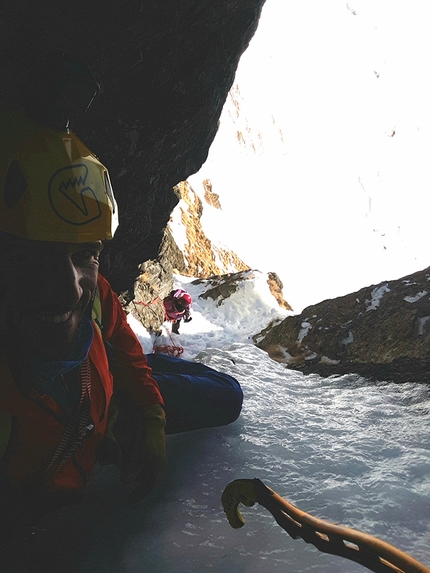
{"left": 163, "top": 289, "right": 192, "bottom": 334}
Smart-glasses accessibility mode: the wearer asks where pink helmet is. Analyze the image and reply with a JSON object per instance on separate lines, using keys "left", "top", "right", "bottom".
{"left": 173, "top": 289, "right": 192, "bottom": 306}
{"left": 180, "top": 292, "right": 192, "bottom": 306}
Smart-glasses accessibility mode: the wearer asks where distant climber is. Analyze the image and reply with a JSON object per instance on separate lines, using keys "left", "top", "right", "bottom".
{"left": 163, "top": 289, "right": 193, "bottom": 334}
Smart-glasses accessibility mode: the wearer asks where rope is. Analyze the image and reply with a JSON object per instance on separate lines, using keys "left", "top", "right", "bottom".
{"left": 152, "top": 344, "right": 184, "bottom": 357}
{"left": 152, "top": 324, "right": 185, "bottom": 357}
{"left": 133, "top": 297, "right": 163, "bottom": 307}
{"left": 132, "top": 297, "right": 170, "bottom": 322}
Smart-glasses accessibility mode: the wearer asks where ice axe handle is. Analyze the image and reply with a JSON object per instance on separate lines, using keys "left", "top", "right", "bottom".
{"left": 221, "top": 478, "right": 430, "bottom": 573}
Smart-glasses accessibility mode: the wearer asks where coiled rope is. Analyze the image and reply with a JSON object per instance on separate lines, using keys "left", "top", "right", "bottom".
{"left": 132, "top": 298, "right": 184, "bottom": 356}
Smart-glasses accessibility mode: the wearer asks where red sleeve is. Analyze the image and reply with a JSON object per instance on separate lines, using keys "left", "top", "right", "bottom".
{"left": 97, "top": 274, "right": 164, "bottom": 407}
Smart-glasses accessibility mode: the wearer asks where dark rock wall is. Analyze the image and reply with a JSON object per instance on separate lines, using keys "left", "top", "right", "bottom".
{"left": 255, "top": 267, "right": 430, "bottom": 383}
{"left": 0, "top": 0, "right": 266, "bottom": 296}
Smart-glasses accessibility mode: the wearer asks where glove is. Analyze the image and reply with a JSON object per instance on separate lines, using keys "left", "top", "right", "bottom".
{"left": 96, "top": 395, "right": 123, "bottom": 467}
{"left": 119, "top": 403, "right": 166, "bottom": 506}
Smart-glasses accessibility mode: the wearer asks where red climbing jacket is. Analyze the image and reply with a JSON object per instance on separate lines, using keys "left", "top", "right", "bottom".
{"left": 0, "top": 274, "right": 163, "bottom": 496}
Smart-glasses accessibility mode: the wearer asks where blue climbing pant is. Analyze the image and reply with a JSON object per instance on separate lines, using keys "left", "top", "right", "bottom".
{"left": 146, "top": 353, "right": 243, "bottom": 434}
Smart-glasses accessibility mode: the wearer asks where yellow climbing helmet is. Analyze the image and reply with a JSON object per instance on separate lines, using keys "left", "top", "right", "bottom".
{"left": 0, "top": 109, "right": 118, "bottom": 242}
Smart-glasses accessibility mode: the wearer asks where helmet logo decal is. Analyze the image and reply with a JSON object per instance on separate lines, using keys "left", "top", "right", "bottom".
{"left": 48, "top": 164, "right": 102, "bottom": 225}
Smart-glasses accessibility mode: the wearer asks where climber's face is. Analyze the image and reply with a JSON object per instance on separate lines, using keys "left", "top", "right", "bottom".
{"left": 175, "top": 298, "right": 188, "bottom": 311}
{"left": 0, "top": 233, "right": 102, "bottom": 360}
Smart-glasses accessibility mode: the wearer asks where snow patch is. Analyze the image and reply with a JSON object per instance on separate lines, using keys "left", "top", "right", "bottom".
{"left": 418, "top": 316, "right": 430, "bottom": 336}
{"left": 404, "top": 291, "right": 428, "bottom": 303}
{"left": 278, "top": 348, "right": 295, "bottom": 362}
{"left": 366, "top": 284, "right": 390, "bottom": 311}
{"left": 169, "top": 199, "right": 189, "bottom": 252}
{"left": 342, "top": 331, "right": 354, "bottom": 345}
{"left": 298, "top": 321, "right": 312, "bottom": 343}
{"left": 319, "top": 356, "right": 340, "bottom": 365}
{"left": 305, "top": 352, "right": 318, "bottom": 360}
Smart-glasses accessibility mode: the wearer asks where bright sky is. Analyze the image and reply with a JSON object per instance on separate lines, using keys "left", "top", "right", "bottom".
{"left": 188, "top": 0, "right": 430, "bottom": 313}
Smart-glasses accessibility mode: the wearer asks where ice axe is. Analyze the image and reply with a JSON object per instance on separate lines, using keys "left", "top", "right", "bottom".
{"left": 221, "top": 478, "right": 430, "bottom": 573}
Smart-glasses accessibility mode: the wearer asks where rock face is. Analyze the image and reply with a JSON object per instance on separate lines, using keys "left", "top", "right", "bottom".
{"left": 170, "top": 180, "right": 251, "bottom": 278}
{"left": 195, "top": 269, "right": 291, "bottom": 309}
{"left": 0, "top": 0, "right": 266, "bottom": 296}
{"left": 254, "top": 267, "right": 430, "bottom": 383}
{"left": 127, "top": 175, "right": 294, "bottom": 332}
{"left": 128, "top": 172, "right": 291, "bottom": 332}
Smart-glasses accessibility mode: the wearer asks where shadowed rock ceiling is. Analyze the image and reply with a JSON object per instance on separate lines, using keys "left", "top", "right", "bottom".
{"left": 0, "top": 0, "right": 266, "bottom": 295}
